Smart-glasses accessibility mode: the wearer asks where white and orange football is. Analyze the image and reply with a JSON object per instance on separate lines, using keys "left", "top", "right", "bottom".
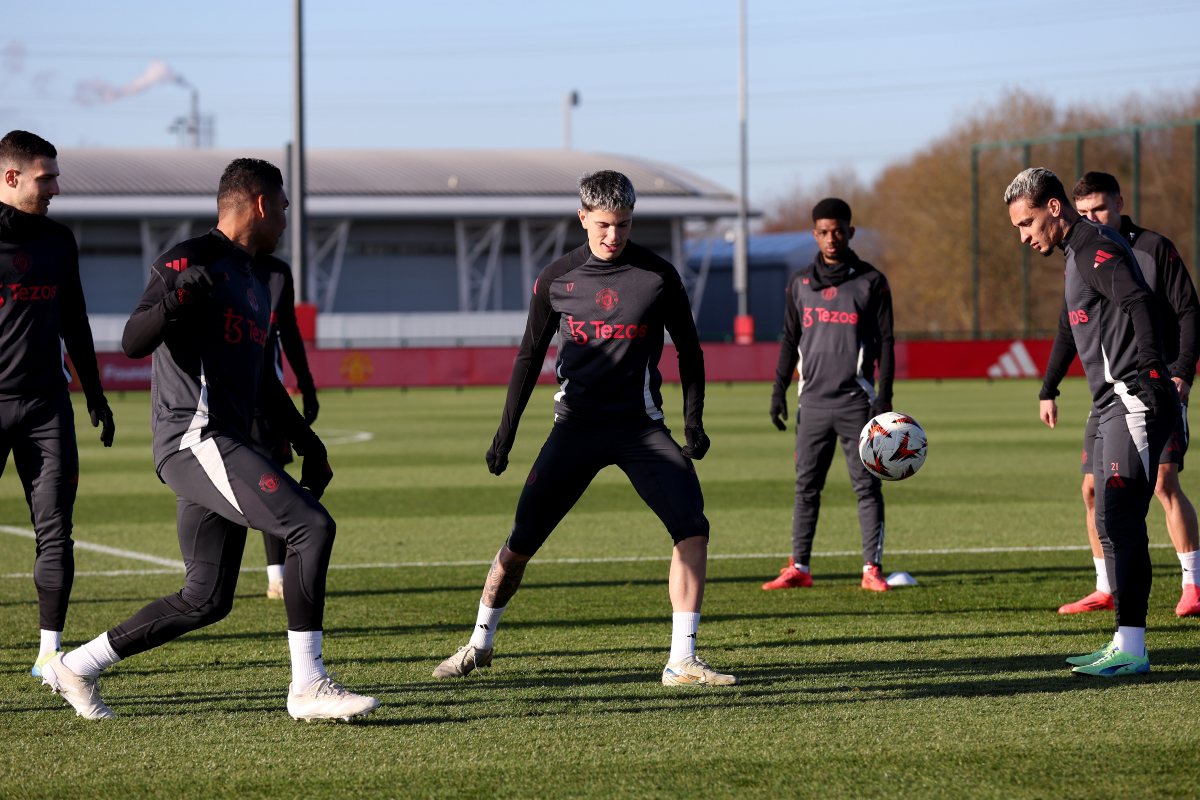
{"left": 858, "top": 412, "right": 928, "bottom": 481}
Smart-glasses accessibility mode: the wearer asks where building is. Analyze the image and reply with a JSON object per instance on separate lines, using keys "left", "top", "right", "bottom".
{"left": 47, "top": 148, "right": 743, "bottom": 348}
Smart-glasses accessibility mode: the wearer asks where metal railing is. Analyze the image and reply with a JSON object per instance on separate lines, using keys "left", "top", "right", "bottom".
{"left": 970, "top": 118, "right": 1200, "bottom": 337}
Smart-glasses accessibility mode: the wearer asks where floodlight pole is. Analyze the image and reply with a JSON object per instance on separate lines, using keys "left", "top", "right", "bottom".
{"left": 563, "top": 91, "right": 579, "bottom": 150}
{"left": 291, "top": 0, "right": 308, "bottom": 300}
{"left": 733, "top": 0, "right": 753, "bottom": 344}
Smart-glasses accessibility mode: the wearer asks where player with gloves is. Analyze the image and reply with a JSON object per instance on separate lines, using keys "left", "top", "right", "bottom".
{"left": 0, "top": 130, "right": 115, "bottom": 679}
{"left": 249, "top": 252, "right": 320, "bottom": 601}
{"left": 764, "top": 198, "right": 895, "bottom": 592}
{"left": 39, "top": 158, "right": 377, "bottom": 721}
{"left": 432, "top": 170, "right": 735, "bottom": 687}
{"left": 1013, "top": 167, "right": 1179, "bottom": 677}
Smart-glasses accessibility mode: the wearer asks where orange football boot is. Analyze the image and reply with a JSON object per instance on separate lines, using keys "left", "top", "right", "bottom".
{"left": 861, "top": 564, "right": 891, "bottom": 592}
{"left": 762, "top": 557, "right": 813, "bottom": 590}
{"left": 1057, "top": 590, "right": 1114, "bottom": 614}
{"left": 1176, "top": 584, "right": 1200, "bottom": 617}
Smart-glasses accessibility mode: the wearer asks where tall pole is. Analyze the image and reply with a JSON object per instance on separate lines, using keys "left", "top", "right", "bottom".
{"left": 1132, "top": 128, "right": 1141, "bottom": 224}
{"left": 1193, "top": 123, "right": 1199, "bottom": 272}
{"left": 291, "top": 0, "right": 307, "bottom": 300}
{"left": 562, "top": 91, "right": 578, "bottom": 150}
{"left": 733, "top": 0, "right": 751, "bottom": 342}
{"left": 970, "top": 147, "right": 980, "bottom": 338}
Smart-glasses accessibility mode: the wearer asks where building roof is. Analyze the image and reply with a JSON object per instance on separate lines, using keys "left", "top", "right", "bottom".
{"left": 48, "top": 148, "right": 743, "bottom": 220}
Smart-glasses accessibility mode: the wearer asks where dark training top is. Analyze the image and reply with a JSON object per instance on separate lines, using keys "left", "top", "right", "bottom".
{"left": 252, "top": 254, "right": 315, "bottom": 395}
{"left": 773, "top": 250, "right": 895, "bottom": 408}
{"left": 0, "top": 202, "right": 105, "bottom": 408}
{"left": 1038, "top": 218, "right": 1167, "bottom": 420}
{"left": 1041, "top": 215, "right": 1198, "bottom": 400}
{"left": 492, "top": 241, "right": 704, "bottom": 457}
{"left": 122, "top": 229, "right": 308, "bottom": 471}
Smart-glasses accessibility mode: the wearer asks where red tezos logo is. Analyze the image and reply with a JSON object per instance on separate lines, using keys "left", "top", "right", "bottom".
{"left": 820, "top": 286, "right": 837, "bottom": 300}
{"left": 596, "top": 288, "right": 619, "bottom": 310}
{"left": 259, "top": 473, "right": 280, "bottom": 493}
{"left": 12, "top": 253, "right": 32, "bottom": 274}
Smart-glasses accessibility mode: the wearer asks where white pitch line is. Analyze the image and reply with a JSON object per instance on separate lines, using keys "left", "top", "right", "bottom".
{"left": 0, "top": 541, "right": 1175, "bottom": 580}
{"left": 0, "top": 525, "right": 185, "bottom": 569}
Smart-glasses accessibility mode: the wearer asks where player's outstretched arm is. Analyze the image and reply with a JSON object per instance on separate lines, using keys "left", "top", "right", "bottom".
{"left": 664, "top": 278, "right": 709, "bottom": 459}
{"left": 488, "top": 269, "right": 560, "bottom": 475}
{"left": 771, "top": 276, "right": 802, "bottom": 430}
{"left": 870, "top": 274, "right": 895, "bottom": 417}
{"left": 1039, "top": 298, "right": 1078, "bottom": 407}
{"left": 276, "top": 268, "right": 320, "bottom": 423}
{"left": 58, "top": 234, "right": 114, "bottom": 446}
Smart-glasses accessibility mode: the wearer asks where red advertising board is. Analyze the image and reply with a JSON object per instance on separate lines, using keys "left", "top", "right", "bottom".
{"left": 69, "top": 339, "right": 1084, "bottom": 392}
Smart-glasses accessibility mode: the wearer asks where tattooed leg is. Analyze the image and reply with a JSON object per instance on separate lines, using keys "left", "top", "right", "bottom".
{"left": 481, "top": 546, "right": 530, "bottom": 609}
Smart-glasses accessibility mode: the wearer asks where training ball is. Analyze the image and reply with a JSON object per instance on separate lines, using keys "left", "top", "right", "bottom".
{"left": 858, "top": 412, "right": 928, "bottom": 481}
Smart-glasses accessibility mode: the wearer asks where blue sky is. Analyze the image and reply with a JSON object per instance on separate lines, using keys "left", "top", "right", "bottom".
{"left": 3, "top": 0, "right": 1198, "bottom": 203}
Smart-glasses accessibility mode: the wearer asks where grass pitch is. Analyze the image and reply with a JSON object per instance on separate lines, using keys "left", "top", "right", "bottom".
{"left": 0, "top": 378, "right": 1198, "bottom": 799}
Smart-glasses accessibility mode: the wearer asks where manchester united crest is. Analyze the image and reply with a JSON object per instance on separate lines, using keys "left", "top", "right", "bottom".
{"left": 820, "top": 286, "right": 838, "bottom": 300}
{"left": 596, "top": 288, "right": 619, "bottom": 310}
{"left": 12, "top": 253, "right": 32, "bottom": 274}
{"left": 259, "top": 473, "right": 280, "bottom": 493}
{"left": 247, "top": 287, "right": 259, "bottom": 311}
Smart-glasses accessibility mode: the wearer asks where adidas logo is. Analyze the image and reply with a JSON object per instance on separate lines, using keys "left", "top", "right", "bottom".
{"left": 1093, "top": 250, "right": 1112, "bottom": 268}
{"left": 986, "top": 340, "right": 1039, "bottom": 378}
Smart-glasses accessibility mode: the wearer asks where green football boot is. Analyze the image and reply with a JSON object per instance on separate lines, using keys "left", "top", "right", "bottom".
{"left": 1070, "top": 646, "right": 1150, "bottom": 677}
{"left": 1065, "top": 640, "right": 1116, "bottom": 667}
{"left": 31, "top": 650, "right": 62, "bottom": 678}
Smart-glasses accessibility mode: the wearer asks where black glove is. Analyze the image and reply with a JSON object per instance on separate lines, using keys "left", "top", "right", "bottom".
{"left": 681, "top": 426, "right": 710, "bottom": 460}
{"left": 164, "top": 264, "right": 226, "bottom": 313}
{"left": 89, "top": 398, "right": 115, "bottom": 447}
{"left": 770, "top": 393, "right": 788, "bottom": 431}
{"left": 295, "top": 436, "right": 332, "bottom": 500}
{"left": 486, "top": 445, "right": 509, "bottom": 476}
{"left": 1131, "top": 366, "right": 1178, "bottom": 420}
{"left": 869, "top": 397, "right": 892, "bottom": 418}
{"left": 302, "top": 388, "right": 320, "bottom": 425}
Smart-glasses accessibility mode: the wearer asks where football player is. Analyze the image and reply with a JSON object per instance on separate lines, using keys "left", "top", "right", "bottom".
{"left": 0, "top": 130, "right": 114, "bottom": 679}
{"left": 764, "top": 198, "right": 895, "bottom": 592}
{"left": 1040, "top": 171, "right": 1200, "bottom": 618}
{"left": 40, "top": 159, "right": 377, "bottom": 720}
{"left": 432, "top": 170, "right": 737, "bottom": 687}
{"left": 1014, "top": 167, "right": 1179, "bottom": 676}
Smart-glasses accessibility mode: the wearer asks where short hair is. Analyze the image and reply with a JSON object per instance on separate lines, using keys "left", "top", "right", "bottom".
{"left": 217, "top": 158, "right": 284, "bottom": 213}
{"left": 1073, "top": 171, "right": 1121, "bottom": 200}
{"left": 1003, "top": 167, "right": 1069, "bottom": 208}
{"left": 0, "top": 130, "right": 56, "bottom": 169}
{"left": 812, "top": 197, "right": 851, "bottom": 224}
{"left": 579, "top": 170, "right": 636, "bottom": 212}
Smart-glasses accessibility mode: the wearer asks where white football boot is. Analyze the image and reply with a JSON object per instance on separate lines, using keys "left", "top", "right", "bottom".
{"left": 662, "top": 654, "right": 739, "bottom": 686}
{"left": 287, "top": 675, "right": 379, "bottom": 722}
{"left": 41, "top": 652, "right": 116, "bottom": 719}
{"left": 432, "top": 644, "right": 493, "bottom": 678}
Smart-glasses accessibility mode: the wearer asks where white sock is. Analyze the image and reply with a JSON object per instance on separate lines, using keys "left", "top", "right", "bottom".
{"left": 1178, "top": 550, "right": 1199, "bottom": 588}
{"left": 39, "top": 629, "right": 62, "bottom": 655}
{"left": 1094, "top": 557, "right": 1112, "bottom": 594}
{"left": 794, "top": 563, "right": 810, "bottom": 574}
{"left": 287, "top": 630, "right": 328, "bottom": 693}
{"left": 468, "top": 602, "right": 505, "bottom": 649}
{"left": 266, "top": 564, "right": 285, "bottom": 584}
{"left": 1113, "top": 626, "right": 1146, "bottom": 657}
{"left": 61, "top": 632, "right": 120, "bottom": 679}
{"left": 669, "top": 612, "right": 700, "bottom": 663}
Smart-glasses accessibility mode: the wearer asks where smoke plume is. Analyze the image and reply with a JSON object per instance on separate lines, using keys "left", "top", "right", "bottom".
{"left": 74, "top": 60, "right": 189, "bottom": 106}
